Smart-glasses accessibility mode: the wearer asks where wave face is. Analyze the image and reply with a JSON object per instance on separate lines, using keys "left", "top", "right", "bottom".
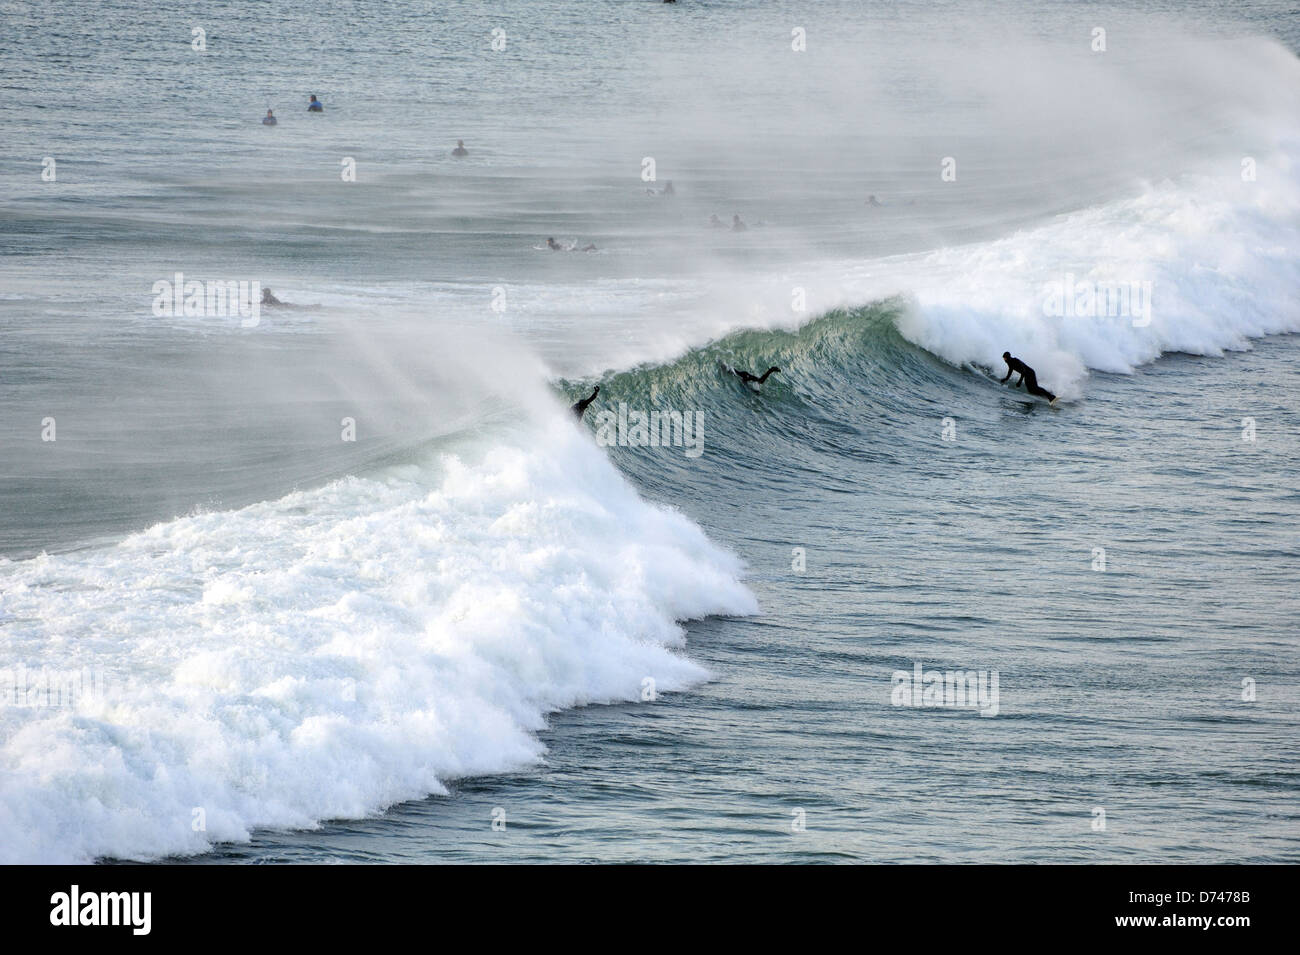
{"left": 577, "top": 146, "right": 1300, "bottom": 479}
{"left": 0, "top": 421, "right": 756, "bottom": 864}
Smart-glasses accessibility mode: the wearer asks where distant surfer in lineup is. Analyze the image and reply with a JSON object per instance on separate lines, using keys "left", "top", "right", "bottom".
{"left": 262, "top": 109, "right": 277, "bottom": 126}
{"left": 260, "top": 287, "right": 283, "bottom": 306}
{"left": 865, "top": 194, "right": 882, "bottom": 207}
{"left": 546, "top": 237, "right": 596, "bottom": 252}
{"left": 452, "top": 139, "right": 468, "bottom": 157}
{"left": 307, "top": 95, "right": 323, "bottom": 112}
{"left": 1000, "top": 352, "right": 1058, "bottom": 405}
{"left": 647, "top": 180, "right": 675, "bottom": 197}
{"left": 732, "top": 214, "right": 748, "bottom": 232}
{"left": 571, "top": 386, "right": 599, "bottom": 420}
{"left": 708, "top": 214, "right": 726, "bottom": 228}
{"left": 732, "top": 365, "right": 780, "bottom": 386}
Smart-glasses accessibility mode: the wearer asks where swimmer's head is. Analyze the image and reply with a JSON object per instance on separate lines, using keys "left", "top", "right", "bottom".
{"left": 310, "top": 95, "right": 317, "bottom": 102}
{"left": 266, "top": 109, "right": 274, "bottom": 116}
{"left": 1002, "top": 351, "right": 1011, "bottom": 361}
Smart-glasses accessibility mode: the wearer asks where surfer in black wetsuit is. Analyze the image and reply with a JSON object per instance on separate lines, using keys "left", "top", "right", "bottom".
{"left": 260, "top": 287, "right": 282, "bottom": 305}
{"left": 452, "top": 139, "right": 468, "bottom": 157}
{"left": 733, "top": 366, "right": 780, "bottom": 385}
{"left": 732, "top": 214, "right": 748, "bottom": 232}
{"left": 547, "top": 237, "right": 596, "bottom": 252}
{"left": 1000, "top": 352, "right": 1057, "bottom": 405}
{"left": 571, "top": 386, "right": 599, "bottom": 420}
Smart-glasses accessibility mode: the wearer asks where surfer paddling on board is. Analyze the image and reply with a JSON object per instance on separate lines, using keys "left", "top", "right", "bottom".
{"left": 1000, "top": 352, "right": 1058, "bottom": 405}
{"left": 547, "top": 237, "right": 597, "bottom": 252}
{"left": 733, "top": 366, "right": 780, "bottom": 386}
{"left": 571, "top": 386, "right": 600, "bottom": 420}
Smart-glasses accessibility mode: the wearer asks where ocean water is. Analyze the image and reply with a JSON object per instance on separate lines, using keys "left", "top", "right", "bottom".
{"left": 0, "top": 0, "right": 1297, "bottom": 864}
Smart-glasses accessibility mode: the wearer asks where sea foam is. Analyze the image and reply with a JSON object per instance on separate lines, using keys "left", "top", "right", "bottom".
{"left": 0, "top": 418, "right": 756, "bottom": 863}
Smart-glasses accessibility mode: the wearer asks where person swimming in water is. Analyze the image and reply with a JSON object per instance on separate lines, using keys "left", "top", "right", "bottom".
{"left": 452, "top": 139, "right": 468, "bottom": 157}
{"left": 307, "top": 95, "right": 323, "bottom": 112}
{"left": 262, "top": 109, "right": 277, "bottom": 126}
{"left": 260, "top": 287, "right": 283, "bottom": 306}
{"left": 708, "top": 214, "right": 726, "bottom": 228}
{"left": 733, "top": 366, "right": 780, "bottom": 385}
{"left": 547, "top": 237, "right": 596, "bottom": 252}
{"left": 571, "top": 386, "right": 599, "bottom": 420}
{"left": 732, "top": 214, "right": 748, "bottom": 232}
{"left": 865, "top": 194, "right": 882, "bottom": 207}
{"left": 1000, "top": 352, "right": 1058, "bottom": 405}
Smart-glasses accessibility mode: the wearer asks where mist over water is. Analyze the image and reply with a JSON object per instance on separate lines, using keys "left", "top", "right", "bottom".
{"left": 0, "top": 0, "right": 1297, "bottom": 863}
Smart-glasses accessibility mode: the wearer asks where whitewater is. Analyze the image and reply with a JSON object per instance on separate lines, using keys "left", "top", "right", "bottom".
{"left": 0, "top": 408, "right": 766, "bottom": 863}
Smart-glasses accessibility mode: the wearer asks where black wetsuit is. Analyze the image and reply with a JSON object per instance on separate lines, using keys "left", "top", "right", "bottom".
{"left": 735, "top": 366, "right": 779, "bottom": 384}
{"left": 1000, "top": 356, "right": 1056, "bottom": 402}
{"left": 571, "top": 387, "right": 599, "bottom": 420}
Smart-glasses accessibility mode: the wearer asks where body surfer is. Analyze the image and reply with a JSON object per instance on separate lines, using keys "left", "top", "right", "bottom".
{"left": 571, "top": 386, "right": 600, "bottom": 420}
{"left": 733, "top": 365, "right": 780, "bottom": 386}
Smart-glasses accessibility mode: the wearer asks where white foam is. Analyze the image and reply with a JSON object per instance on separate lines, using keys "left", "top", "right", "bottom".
{"left": 887, "top": 160, "right": 1300, "bottom": 397}
{"left": 0, "top": 418, "right": 756, "bottom": 863}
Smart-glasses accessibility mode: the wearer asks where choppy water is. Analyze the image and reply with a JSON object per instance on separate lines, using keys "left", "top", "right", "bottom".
{"left": 0, "top": 0, "right": 1297, "bottom": 863}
